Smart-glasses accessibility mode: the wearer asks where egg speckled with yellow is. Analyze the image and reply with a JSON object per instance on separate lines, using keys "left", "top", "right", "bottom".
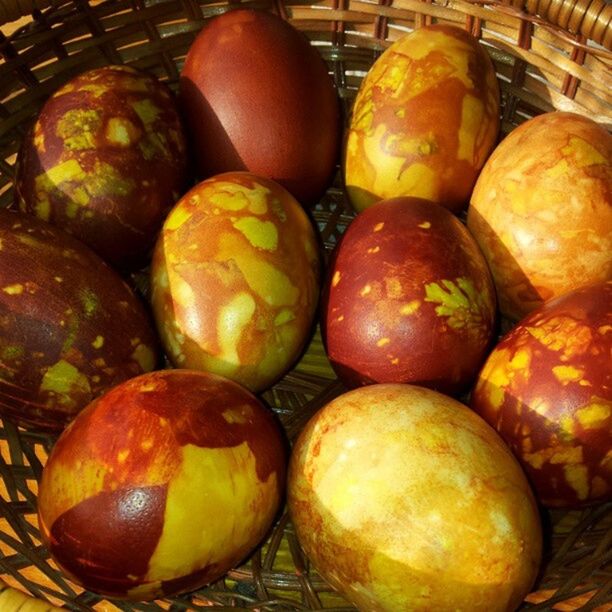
{"left": 15, "top": 65, "right": 187, "bottom": 270}
{"left": 150, "top": 172, "right": 320, "bottom": 392}
{"left": 343, "top": 24, "right": 500, "bottom": 214}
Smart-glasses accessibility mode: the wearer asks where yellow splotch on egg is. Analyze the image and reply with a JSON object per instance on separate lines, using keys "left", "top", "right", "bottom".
{"left": 150, "top": 172, "right": 320, "bottom": 392}
{"left": 343, "top": 24, "right": 500, "bottom": 214}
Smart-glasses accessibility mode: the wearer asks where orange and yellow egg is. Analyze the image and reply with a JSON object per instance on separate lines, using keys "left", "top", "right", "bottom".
{"left": 150, "top": 172, "right": 320, "bottom": 392}
{"left": 343, "top": 24, "right": 500, "bottom": 214}
{"left": 467, "top": 111, "right": 612, "bottom": 321}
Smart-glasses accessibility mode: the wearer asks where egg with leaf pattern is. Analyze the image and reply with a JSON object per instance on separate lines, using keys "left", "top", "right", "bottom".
{"left": 322, "top": 197, "right": 496, "bottom": 395}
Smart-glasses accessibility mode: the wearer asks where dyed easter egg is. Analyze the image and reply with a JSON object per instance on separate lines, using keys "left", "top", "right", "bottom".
{"left": 15, "top": 65, "right": 187, "bottom": 269}
{"left": 38, "top": 369, "right": 287, "bottom": 599}
{"left": 180, "top": 8, "right": 340, "bottom": 204}
{"left": 0, "top": 210, "right": 158, "bottom": 431}
{"left": 343, "top": 24, "right": 499, "bottom": 214}
{"left": 288, "top": 384, "right": 542, "bottom": 611}
{"left": 471, "top": 281, "right": 611, "bottom": 507}
{"left": 322, "top": 197, "right": 496, "bottom": 394}
{"left": 467, "top": 112, "right": 612, "bottom": 321}
{"left": 150, "top": 172, "right": 320, "bottom": 392}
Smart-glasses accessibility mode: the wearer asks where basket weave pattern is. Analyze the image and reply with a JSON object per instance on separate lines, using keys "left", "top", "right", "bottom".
{"left": 0, "top": 0, "right": 611, "bottom": 610}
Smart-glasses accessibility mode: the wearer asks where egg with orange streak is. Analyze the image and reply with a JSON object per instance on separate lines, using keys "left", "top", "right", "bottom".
{"left": 467, "top": 112, "right": 612, "bottom": 321}
{"left": 343, "top": 24, "right": 499, "bottom": 214}
{"left": 150, "top": 172, "right": 320, "bottom": 392}
{"left": 288, "top": 384, "right": 542, "bottom": 611}
{"left": 37, "top": 369, "right": 287, "bottom": 599}
{"left": 471, "top": 280, "right": 611, "bottom": 508}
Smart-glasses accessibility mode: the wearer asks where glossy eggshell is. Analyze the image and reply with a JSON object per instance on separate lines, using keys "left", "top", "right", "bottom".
{"left": 322, "top": 197, "right": 496, "bottom": 394}
{"left": 37, "top": 369, "right": 287, "bottom": 599}
{"left": 150, "top": 172, "right": 320, "bottom": 393}
{"left": 0, "top": 210, "right": 159, "bottom": 431}
{"left": 15, "top": 65, "right": 187, "bottom": 270}
{"left": 343, "top": 24, "right": 500, "bottom": 214}
{"left": 180, "top": 9, "right": 340, "bottom": 204}
{"left": 288, "top": 384, "right": 542, "bottom": 611}
{"left": 471, "top": 281, "right": 611, "bottom": 508}
{"left": 467, "top": 112, "right": 612, "bottom": 321}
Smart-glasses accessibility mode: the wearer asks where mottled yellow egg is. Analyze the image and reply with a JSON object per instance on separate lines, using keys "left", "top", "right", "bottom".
{"left": 150, "top": 172, "right": 320, "bottom": 392}
{"left": 467, "top": 112, "right": 612, "bottom": 321}
{"left": 343, "top": 24, "right": 500, "bottom": 214}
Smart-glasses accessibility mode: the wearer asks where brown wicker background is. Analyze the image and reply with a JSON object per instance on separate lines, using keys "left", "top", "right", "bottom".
{"left": 0, "top": 0, "right": 611, "bottom": 610}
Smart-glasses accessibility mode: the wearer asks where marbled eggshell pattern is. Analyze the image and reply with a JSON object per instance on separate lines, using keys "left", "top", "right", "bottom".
{"left": 288, "top": 384, "right": 542, "bottom": 611}
{"left": 150, "top": 172, "right": 320, "bottom": 392}
{"left": 38, "top": 369, "right": 287, "bottom": 599}
{"left": 471, "top": 281, "right": 611, "bottom": 508}
{"left": 15, "top": 65, "right": 187, "bottom": 270}
{"left": 0, "top": 210, "right": 158, "bottom": 431}
{"left": 467, "top": 112, "right": 612, "bottom": 321}
{"left": 322, "top": 197, "right": 496, "bottom": 394}
{"left": 180, "top": 8, "right": 340, "bottom": 204}
{"left": 343, "top": 24, "right": 499, "bottom": 214}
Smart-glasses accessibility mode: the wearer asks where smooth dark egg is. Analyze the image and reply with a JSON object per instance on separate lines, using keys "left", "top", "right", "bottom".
{"left": 180, "top": 8, "right": 340, "bottom": 204}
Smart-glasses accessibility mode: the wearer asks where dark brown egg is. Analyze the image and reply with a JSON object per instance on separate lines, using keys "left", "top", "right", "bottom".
{"left": 180, "top": 8, "right": 340, "bottom": 204}
{"left": 471, "top": 280, "right": 611, "bottom": 508}
{"left": 322, "top": 197, "right": 496, "bottom": 394}
{"left": 0, "top": 209, "right": 159, "bottom": 430}
{"left": 15, "top": 65, "right": 187, "bottom": 270}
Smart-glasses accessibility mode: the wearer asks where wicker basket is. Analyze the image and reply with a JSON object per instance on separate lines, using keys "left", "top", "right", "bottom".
{"left": 0, "top": 0, "right": 610, "bottom": 610}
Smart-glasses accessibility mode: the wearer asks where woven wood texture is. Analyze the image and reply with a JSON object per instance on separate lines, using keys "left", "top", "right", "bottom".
{"left": 0, "top": 0, "right": 611, "bottom": 610}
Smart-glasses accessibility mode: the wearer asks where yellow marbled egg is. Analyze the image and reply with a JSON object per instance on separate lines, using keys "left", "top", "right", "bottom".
{"left": 150, "top": 172, "right": 320, "bottom": 392}
{"left": 343, "top": 24, "right": 500, "bottom": 214}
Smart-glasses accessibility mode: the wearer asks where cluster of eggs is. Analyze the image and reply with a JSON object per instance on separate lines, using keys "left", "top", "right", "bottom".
{"left": 0, "top": 6, "right": 610, "bottom": 611}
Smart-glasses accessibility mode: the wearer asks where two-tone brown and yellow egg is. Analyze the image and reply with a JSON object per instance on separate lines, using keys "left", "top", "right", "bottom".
{"left": 15, "top": 65, "right": 187, "bottom": 269}
{"left": 471, "top": 280, "right": 611, "bottom": 507}
{"left": 37, "top": 369, "right": 287, "bottom": 599}
{"left": 151, "top": 172, "right": 320, "bottom": 392}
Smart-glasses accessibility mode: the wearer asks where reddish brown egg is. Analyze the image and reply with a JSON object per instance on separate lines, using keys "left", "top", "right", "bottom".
{"left": 467, "top": 112, "right": 612, "bottom": 321}
{"left": 0, "top": 210, "right": 159, "bottom": 431}
{"left": 322, "top": 197, "right": 496, "bottom": 394}
{"left": 15, "top": 65, "right": 187, "bottom": 270}
{"left": 288, "top": 384, "right": 542, "bottom": 611}
{"left": 180, "top": 8, "right": 340, "bottom": 204}
{"left": 343, "top": 24, "right": 500, "bottom": 214}
{"left": 38, "top": 369, "right": 287, "bottom": 599}
{"left": 150, "top": 172, "right": 320, "bottom": 393}
{"left": 471, "top": 280, "right": 611, "bottom": 507}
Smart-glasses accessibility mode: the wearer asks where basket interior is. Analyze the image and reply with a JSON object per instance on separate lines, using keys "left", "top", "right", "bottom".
{"left": 0, "top": 0, "right": 611, "bottom": 610}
